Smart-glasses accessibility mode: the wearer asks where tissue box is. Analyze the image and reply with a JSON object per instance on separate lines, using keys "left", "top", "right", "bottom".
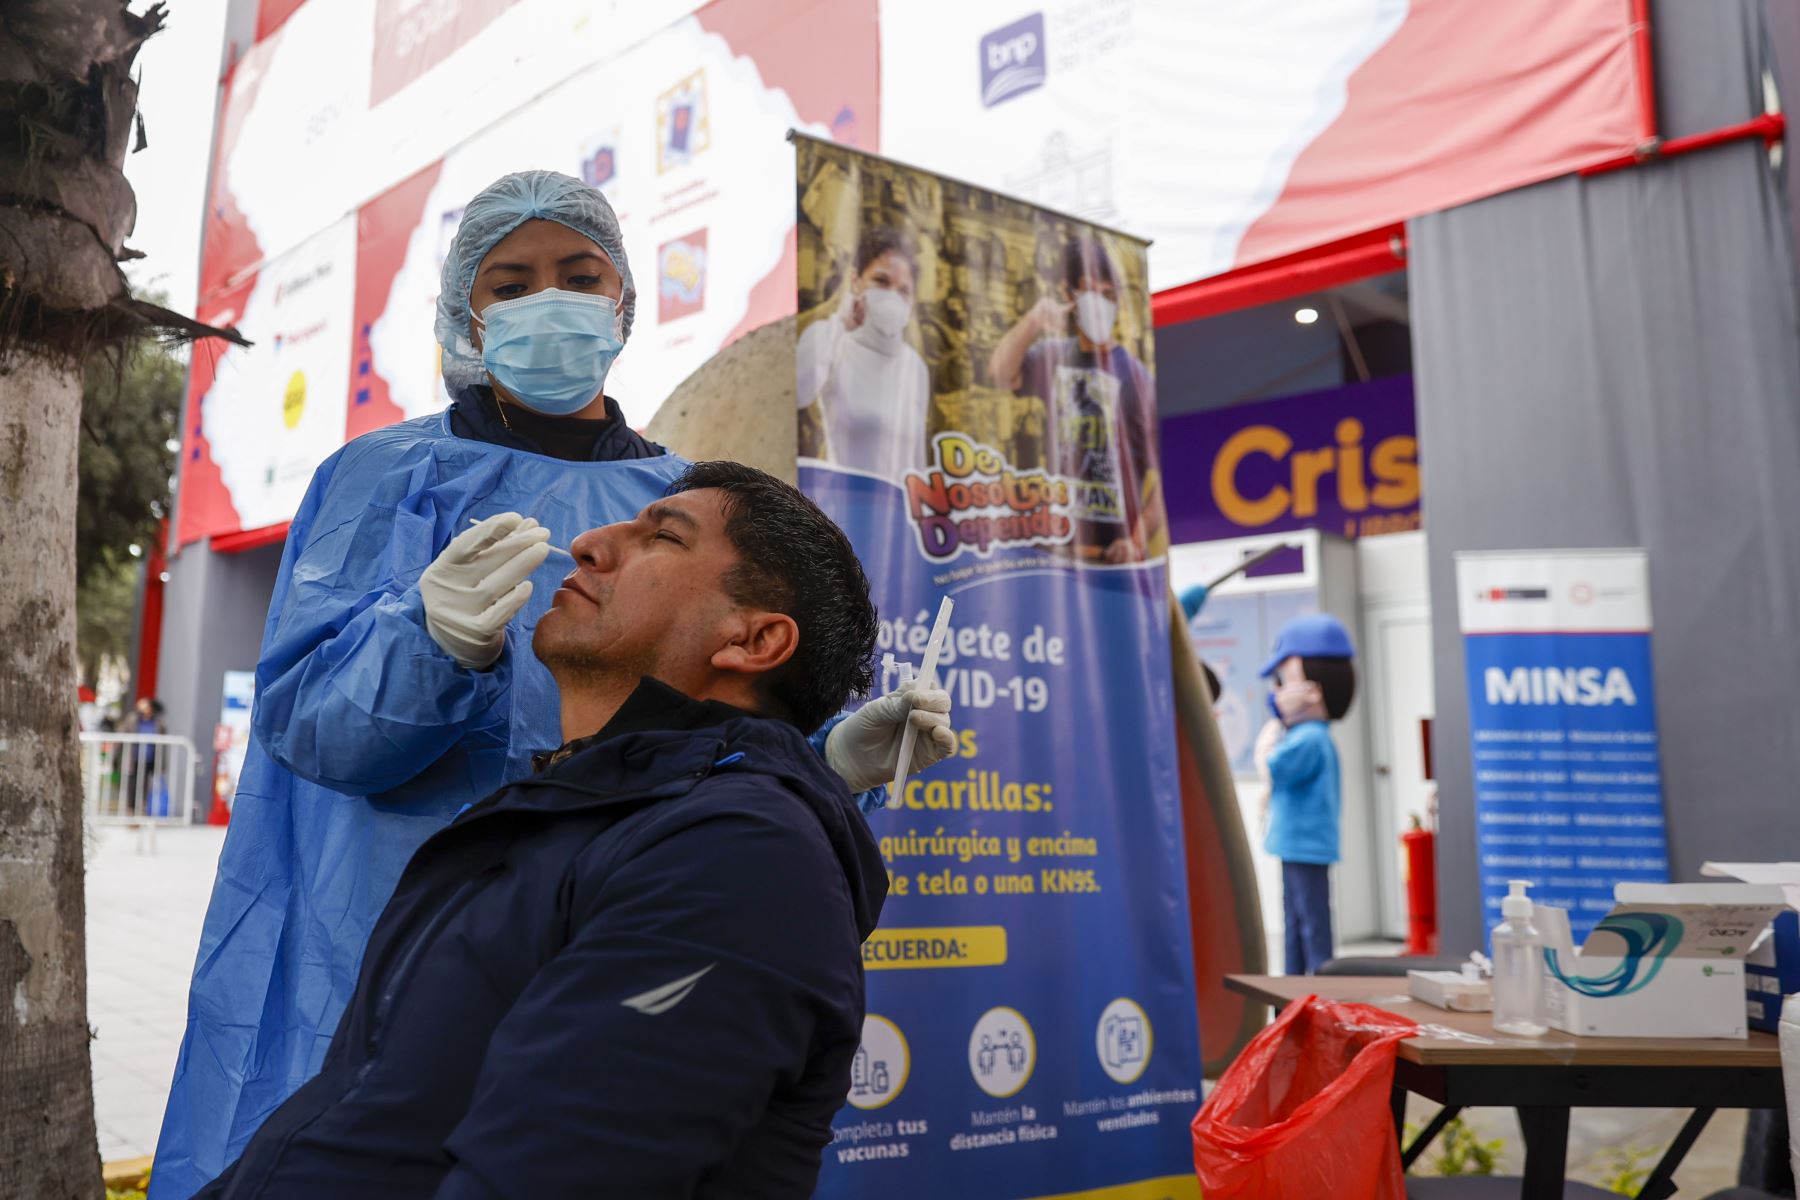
{"left": 1538, "top": 883, "right": 1789, "bottom": 1040}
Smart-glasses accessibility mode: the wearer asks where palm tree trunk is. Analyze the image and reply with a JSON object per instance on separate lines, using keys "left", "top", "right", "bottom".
{"left": 0, "top": 351, "right": 100, "bottom": 1194}
{"left": 1, "top": 3, "right": 241, "bottom": 1189}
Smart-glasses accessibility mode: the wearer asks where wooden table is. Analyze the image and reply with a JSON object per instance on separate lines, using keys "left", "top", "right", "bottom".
{"left": 1226, "top": 975, "right": 1782, "bottom": 1200}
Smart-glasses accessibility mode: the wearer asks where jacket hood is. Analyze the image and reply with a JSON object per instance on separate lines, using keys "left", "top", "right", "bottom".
{"left": 501, "top": 702, "right": 887, "bottom": 940}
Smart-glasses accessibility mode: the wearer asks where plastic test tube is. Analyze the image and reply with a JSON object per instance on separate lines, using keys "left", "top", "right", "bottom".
{"left": 888, "top": 596, "right": 954, "bottom": 808}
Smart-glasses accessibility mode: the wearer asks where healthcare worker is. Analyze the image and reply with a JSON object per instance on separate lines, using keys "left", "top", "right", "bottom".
{"left": 150, "top": 171, "right": 953, "bottom": 1199}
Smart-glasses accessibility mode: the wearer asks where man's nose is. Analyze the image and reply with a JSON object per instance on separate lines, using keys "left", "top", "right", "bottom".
{"left": 568, "top": 522, "right": 623, "bottom": 573}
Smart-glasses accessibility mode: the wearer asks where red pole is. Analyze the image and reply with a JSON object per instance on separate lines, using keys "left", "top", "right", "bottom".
{"left": 1628, "top": 0, "right": 1659, "bottom": 148}
{"left": 135, "top": 518, "right": 169, "bottom": 703}
{"left": 1580, "top": 111, "right": 1786, "bottom": 176}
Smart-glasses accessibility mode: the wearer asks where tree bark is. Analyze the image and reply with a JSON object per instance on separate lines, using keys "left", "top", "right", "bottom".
{"left": 0, "top": 351, "right": 101, "bottom": 1195}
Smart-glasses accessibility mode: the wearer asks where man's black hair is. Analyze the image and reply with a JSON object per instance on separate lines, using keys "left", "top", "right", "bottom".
{"left": 1062, "top": 235, "right": 1118, "bottom": 292}
{"left": 1299, "top": 657, "right": 1357, "bottom": 720}
{"left": 855, "top": 227, "right": 918, "bottom": 281}
{"left": 668, "top": 461, "right": 878, "bottom": 734}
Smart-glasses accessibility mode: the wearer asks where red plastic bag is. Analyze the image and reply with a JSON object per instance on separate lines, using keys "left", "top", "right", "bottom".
{"left": 1192, "top": 995, "right": 1417, "bottom": 1199}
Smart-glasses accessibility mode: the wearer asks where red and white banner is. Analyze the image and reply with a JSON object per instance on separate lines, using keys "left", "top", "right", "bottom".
{"left": 180, "top": 0, "right": 878, "bottom": 546}
{"left": 181, "top": 0, "right": 1644, "bottom": 547}
{"left": 878, "top": 0, "right": 1646, "bottom": 292}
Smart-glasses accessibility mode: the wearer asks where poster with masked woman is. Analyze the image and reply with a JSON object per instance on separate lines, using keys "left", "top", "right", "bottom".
{"left": 795, "top": 135, "right": 1198, "bottom": 1200}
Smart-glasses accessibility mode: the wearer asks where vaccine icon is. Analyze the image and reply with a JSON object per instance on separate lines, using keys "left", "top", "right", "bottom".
{"left": 847, "top": 1015, "right": 910, "bottom": 1110}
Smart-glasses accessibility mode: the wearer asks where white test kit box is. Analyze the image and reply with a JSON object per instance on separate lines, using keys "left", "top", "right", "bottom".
{"left": 1537, "top": 883, "right": 1789, "bottom": 1039}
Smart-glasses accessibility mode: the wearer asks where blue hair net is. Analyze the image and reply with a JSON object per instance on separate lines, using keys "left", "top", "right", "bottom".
{"left": 434, "top": 169, "right": 635, "bottom": 388}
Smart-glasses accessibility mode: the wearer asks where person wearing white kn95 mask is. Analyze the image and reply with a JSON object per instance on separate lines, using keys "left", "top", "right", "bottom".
{"left": 148, "top": 169, "right": 956, "bottom": 1200}
{"left": 988, "top": 233, "right": 1163, "bottom": 566}
{"left": 797, "top": 225, "right": 932, "bottom": 481}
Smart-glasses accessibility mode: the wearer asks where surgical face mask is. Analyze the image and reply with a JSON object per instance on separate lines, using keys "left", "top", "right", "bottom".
{"left": 475, "top": 288, "right": 624, "bottom": 415}
{"left": 861, "top": 286, "right": 912, "bottom": 339}
{"left": 1274, "top": 680, "right": 1323, "bottom": 725}
{"left": 1075, "top": 289, "right": 1118, "bottom": 345}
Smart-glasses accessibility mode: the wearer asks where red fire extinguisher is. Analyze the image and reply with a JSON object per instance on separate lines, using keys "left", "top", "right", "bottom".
{"left": 208, "top": 724, "right": 234, "bottom": 826}
{"left": 1402, "top": 814, "right": 1437, "bottom": 955}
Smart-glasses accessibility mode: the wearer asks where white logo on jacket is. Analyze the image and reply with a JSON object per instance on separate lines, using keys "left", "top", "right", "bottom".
{"left": 621, "top": 964, "right": 717, "bottom": 1015}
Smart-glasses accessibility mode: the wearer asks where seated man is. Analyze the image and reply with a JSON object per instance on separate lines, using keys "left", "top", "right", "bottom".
{"left": 197, "top": 462, "right": 902, "bottom": 1199}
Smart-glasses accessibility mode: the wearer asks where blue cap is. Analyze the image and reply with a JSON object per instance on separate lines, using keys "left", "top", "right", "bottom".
{"left": 1259, "top": 613, "right": 1354, "bottom": 677}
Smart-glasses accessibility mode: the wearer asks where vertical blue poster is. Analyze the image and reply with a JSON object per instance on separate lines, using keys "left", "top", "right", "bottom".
{"left": 796, "top": 136, "right": 1201, "bottom": 1199}
{"left": 1456, "top": 550, "right": 1671, "bottom": 944}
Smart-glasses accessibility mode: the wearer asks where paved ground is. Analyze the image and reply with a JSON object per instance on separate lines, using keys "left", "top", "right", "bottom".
{"left": 86, "top": 822, "right": 225, "bottom": 1165}
{"left": 82, "top": 825, "right": 1760, "bottom": 1192}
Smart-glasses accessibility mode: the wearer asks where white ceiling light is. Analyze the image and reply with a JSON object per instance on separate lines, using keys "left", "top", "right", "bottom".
{"left": 1294, "top": 307, "right": 1320, "bottom": 325}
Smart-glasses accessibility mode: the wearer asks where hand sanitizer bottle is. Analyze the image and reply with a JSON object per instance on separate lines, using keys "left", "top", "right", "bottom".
{"left": 1491, "top": 880, "right": 1548, "bottom": 1036}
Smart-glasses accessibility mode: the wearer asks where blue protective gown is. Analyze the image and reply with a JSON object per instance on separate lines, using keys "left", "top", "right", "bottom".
{"left": 149, "top": 412, "right": 699, "bottom": 1197}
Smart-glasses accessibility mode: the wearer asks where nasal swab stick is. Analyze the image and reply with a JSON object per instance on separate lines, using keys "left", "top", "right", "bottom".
{"left": 468, "top": 517, "right": 572, "bottom": 559}
{"left": 888, "top": 596, "right": 954, "bottom": 807}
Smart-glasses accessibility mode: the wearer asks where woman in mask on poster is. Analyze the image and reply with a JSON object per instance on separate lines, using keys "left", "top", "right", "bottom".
{"left": 797, "top": 226, "right": 932, "bottom": 481}
{"left": 988, "top": 234, "right": 1163, "bottom": 565}
{"left": 150, "top": 170, "right": 954, "bottom": 1200}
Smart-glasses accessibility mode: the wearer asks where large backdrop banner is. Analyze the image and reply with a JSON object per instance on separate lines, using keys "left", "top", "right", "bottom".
{"left": 795, "top": 135, "right": 1200, "bottom": 1200}
{"left": 179, "top": 0, "right": 1646, "bottom": 549}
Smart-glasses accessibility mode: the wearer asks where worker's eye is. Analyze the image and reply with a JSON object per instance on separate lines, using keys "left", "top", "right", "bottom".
{"left": 492, "top": 283, "right": 527, "bottom": 298}
{"left": 652, "top": 530, "right": 684, "bottom": 546}
{"left": 568, "top": 274, "right": 601, "bottom": 288}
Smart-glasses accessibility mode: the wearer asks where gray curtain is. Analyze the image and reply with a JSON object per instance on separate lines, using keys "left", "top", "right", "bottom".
{"left": 1409, "top": 0, "right": 1800, "bottom": 951}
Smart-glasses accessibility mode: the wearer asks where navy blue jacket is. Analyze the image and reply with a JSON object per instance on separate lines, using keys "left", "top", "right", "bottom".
{"left": 195, "top": 679, "right": 886, "bottom": 1199}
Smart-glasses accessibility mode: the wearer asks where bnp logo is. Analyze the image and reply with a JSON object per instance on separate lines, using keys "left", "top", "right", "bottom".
{"left": 980, "top": 13, "right": 1046, "bottom": 108}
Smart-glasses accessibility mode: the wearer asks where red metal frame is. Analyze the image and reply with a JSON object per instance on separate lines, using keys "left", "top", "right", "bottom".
{"left": 211, "top": 522, "right": 291, "bottom": 554}
{"left": 1629, "top": 0, "right": 1659, "bottom": 146}
{"left": 135, "top": 520, "right": 169, "bottom": 702}
{"left": 1151, "top": 223, "right": 1407, "bottom": 328}
{"left": 1579, "top": 110, "right": 1786, "bottom": 177}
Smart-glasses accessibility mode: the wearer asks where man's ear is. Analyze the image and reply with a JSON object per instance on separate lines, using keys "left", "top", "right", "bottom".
{"left": 711, "top": 611, "right": 799, "bottom": 678}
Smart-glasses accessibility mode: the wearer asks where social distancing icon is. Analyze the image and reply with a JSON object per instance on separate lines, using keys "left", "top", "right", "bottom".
{"left": 968, "top": 1006, "right": 1036, "bottom": 1098}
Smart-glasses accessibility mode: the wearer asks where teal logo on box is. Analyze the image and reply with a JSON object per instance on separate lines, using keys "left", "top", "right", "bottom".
{"left": 1545, "top": 912, "right": 1682, "bottom": 998}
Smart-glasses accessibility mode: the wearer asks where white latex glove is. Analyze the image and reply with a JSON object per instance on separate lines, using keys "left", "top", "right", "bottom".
{"left": 419, "top": 513, "right": 551, "bottom": 669}
{"left": 1252, "top": 717, "right": 1285, "bottom": 784}
{"left": 825, "top": 685, "right": 955, "bottom": 794}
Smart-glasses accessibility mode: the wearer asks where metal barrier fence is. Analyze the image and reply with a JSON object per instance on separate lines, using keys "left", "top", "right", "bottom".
{"left": 79, "top": 732, "right": 200, "bottom": 852}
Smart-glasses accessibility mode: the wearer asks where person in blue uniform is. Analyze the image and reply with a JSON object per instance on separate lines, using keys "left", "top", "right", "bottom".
{"left": 150, "top": 170, "right": 953, "bottom": 1199}
{"left": 1253, "top": 613, "right": 1357, "bottom": 976}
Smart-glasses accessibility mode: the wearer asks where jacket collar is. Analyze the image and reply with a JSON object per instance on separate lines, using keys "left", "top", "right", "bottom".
{"left": 453, "top": 679, "right": 888, "bottom": 940}
{"left": 446, "top": 383, "right": 667, "bottom": 461}
{"left": 531, "top": 676, "right": 756, "bottom": 774}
